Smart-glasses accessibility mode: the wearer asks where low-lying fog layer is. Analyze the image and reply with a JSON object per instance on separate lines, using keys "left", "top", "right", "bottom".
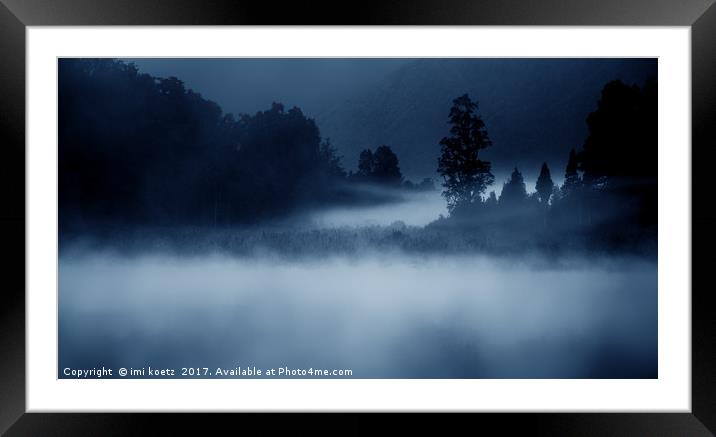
{"left": 59, "top": 253, "right": 657, "bottom": 378}
{"left": 309, "top": 189, "right": 447, "bottom": 228}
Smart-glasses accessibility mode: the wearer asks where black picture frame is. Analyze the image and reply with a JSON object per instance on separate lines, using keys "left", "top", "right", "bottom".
{"left": 1, "top": 0, "right": 714, "bottom": 434}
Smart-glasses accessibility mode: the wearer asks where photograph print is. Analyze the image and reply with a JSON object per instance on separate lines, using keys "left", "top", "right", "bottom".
{"left": 58, "top": 57, "right": 657, "bottom": 379}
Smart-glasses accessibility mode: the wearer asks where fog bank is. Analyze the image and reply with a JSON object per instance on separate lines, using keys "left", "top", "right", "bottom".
{"left": 59, "top": 253, "right": 657, "bottom": 378}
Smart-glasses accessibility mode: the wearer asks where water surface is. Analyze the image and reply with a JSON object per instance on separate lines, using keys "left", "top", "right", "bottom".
{"left": 59, "top": 253, "right": 657, "bottom": 378}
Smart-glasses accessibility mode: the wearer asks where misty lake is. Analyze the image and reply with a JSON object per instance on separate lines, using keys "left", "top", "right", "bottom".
{"left": 56, "top": 57, "right": 660, "bottom": 380}
{"left": 59, "top": 253, "right": 657, "bottom": 378}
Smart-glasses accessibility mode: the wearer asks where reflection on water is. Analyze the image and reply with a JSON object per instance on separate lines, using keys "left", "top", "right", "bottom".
{"left": 59, "top": 254, "right": 657, "bottom": 378}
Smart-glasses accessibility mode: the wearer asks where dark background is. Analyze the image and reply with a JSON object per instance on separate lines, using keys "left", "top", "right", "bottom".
{"left": 1, "top": 0, "right": 714, "bottom": 435}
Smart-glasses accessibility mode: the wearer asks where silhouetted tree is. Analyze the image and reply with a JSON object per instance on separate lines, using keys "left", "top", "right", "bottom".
{"left": 579, "top": 79, "right": 657, "bottom": 185}
{"left": 499, "top": 168, "right": 527, "bottom": 207}
{"left": 235, "top": 102, "right": 332, "bottom": 215}
{"left": 437, "top": 94, "right": 494, "bottom": 212}
{"left": 353, "top": 145, "right": 403, "bottom": 185}
{"left": 578, "top": 78, "right": 657, "bottom": 227}
{"left": 561, "top": 148, "right": 581, "bottom": 196}
{"left": 535, "top": 162, "right": 555, "bottom": 205}
{"left": 357, "top": 149, "right": 374, "bottom": 179}
{"left": 372, "top": 145, "right": 402, "bottom": 184}
{"left": 59, "top": 58, "right": 229, "bottom": 227}
{"left": 319, "top": 138, "right": 346, "bottom": 179}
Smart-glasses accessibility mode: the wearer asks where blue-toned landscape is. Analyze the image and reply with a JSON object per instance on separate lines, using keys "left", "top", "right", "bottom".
{"left": 59, "top": 58, "right": 657, "bottom": 378}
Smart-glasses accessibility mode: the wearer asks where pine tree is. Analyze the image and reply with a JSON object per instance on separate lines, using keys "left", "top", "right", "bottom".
{"left": 561, "top": 148, "right": 581, "bottom": 196}
{"left": 535, "top": 162, "right": 555, "bottom": 205}
{"left": 499, "top": 167, "right": 527, "bottom": 207}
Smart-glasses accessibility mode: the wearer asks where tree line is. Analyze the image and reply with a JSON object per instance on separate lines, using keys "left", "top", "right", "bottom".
{"left": 434, "top": 79, "right": 656, "bottom": 249}
{"left": 59, "top": 59, "right": 427, "bottom": 232}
